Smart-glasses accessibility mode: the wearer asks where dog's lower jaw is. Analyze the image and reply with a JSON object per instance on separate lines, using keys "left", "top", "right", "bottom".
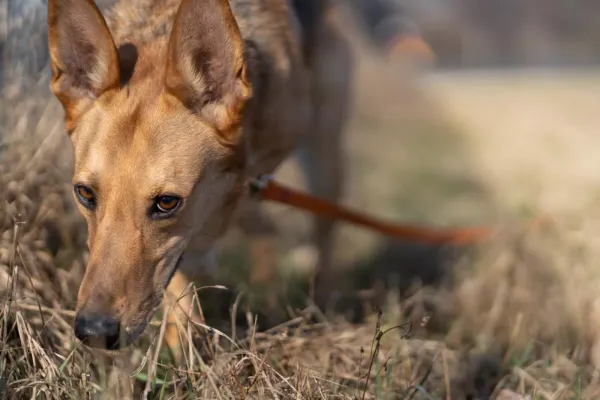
{"left": 113, "top": 300, "right": 163, "bottom": 349}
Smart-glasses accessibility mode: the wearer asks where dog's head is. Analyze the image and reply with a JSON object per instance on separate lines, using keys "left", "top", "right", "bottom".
{"left": 48, "top": 0, "right": 251, "bottom": 349}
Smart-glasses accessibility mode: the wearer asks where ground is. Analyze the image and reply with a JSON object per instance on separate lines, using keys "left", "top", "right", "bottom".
{"left": 2, "top": 23, "right": 600, "bottom": 399}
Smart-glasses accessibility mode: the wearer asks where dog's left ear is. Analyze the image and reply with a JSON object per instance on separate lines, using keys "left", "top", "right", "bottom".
{"left": 165, "top": 0, "right": 251, "bottom": 144}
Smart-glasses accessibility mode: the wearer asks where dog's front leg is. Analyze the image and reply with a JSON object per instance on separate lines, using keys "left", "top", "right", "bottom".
{"left": 163, "top": 245, "right": 220, "bottom": 364}
{"left": 163, "top": 270, "right": 197, "bottom": 365}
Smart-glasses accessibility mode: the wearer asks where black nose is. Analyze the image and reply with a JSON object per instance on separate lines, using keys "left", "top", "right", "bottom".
{"left": 74, "top": 313, "right": 123, "bottom": 350}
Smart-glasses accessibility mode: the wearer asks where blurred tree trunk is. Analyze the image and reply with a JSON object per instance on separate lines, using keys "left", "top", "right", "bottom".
{"left": 0, "top": 0, "right": 6, "bottom": 87}
{"left": 2, "top": 0, "right": 49, "bottom": 95}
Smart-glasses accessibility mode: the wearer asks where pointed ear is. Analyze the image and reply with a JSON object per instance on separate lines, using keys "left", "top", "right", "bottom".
{"left": 165, "top": 0, "right": 251, "bottom": 143}
{"left": 48, "top": 0, "right": 120, "bottom": 130}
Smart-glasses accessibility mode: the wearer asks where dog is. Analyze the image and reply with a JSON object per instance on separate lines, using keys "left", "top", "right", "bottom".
{"left": 47, "top": 0, "right": 352, "bottom": 361}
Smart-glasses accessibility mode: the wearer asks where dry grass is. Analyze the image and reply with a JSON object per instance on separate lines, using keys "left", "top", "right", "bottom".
{"left": 4, "top": 31, "right": 600, "bottom": 399}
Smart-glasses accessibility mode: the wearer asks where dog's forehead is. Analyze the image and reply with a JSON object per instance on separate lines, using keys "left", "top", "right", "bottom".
{"left": 105, "top": 91, "right": 220, "bottom": 149}
{"left": 73, "top": 94, "right": 226, "bottom": 191}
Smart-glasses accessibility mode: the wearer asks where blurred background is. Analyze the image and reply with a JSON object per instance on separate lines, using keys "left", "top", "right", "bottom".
{"left": 5, "top": 0, "right": 600, "bottom": 87}
{"left": 3, "top": 0, "right": 600, "bottom": 398}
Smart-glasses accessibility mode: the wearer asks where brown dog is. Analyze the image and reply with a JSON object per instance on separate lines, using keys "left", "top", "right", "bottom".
{"left": 47, "top": 0, "right": 351, "bottom": 360}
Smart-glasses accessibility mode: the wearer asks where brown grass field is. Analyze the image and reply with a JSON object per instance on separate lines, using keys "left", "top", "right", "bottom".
{"left": 3, "top": 14, "right": 600, "bottom": 399}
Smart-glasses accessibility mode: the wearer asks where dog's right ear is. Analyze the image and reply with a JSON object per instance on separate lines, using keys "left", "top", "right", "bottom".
{"left": 48, "top": 0, "right": 120, "bottom": 132}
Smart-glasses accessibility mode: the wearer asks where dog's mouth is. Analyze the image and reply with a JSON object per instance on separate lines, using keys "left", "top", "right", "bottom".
{"left": 78, "top": 253, "right": 187, "bottom": 352}
{"left": 81, "top": 328, "right": 135, "bottom": 351}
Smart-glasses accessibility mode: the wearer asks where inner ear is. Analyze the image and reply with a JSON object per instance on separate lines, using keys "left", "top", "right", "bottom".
{"left": 118, "top": 43, "right": 138, "bottom": 86}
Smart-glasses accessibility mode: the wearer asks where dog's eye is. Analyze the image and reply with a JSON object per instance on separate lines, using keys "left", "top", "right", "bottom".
{"left": 153, "top": 195, "right": 182, "bottom": 216}
{"left": 74, "top": 184, "right": 96, "bottom": 209}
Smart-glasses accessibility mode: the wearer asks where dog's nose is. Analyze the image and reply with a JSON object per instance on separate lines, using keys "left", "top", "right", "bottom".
{"left": 74, "top": 313, "right": 122, "bottom": 349}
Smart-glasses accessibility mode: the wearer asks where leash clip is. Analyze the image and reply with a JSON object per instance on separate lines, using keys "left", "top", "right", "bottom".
{"left": 248, "top": 174, "right": 274, "bottom": 198}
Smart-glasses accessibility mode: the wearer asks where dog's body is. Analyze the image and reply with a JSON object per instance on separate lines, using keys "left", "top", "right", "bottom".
{"left": 48, "top": 0, "right": 351, "bottom": 359}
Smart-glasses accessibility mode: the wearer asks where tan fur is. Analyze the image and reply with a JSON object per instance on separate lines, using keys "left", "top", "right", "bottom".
{"left": 48, "top": 0, "right": 351, "bottom": 361}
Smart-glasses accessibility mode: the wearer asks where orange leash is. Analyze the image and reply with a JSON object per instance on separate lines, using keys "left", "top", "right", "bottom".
{"left": 249, "top": 176, "right": 494, "bottom": 245}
